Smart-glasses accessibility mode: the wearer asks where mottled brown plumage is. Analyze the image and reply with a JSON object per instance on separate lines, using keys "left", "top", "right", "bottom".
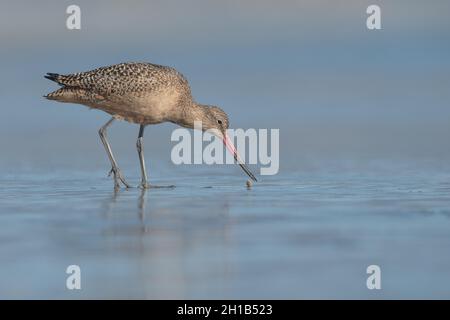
{"left": 47, "top": 63, "right": 199, "bottom": 124}
{"left": 44, "top": 62, "right": 256, "bottom": 189}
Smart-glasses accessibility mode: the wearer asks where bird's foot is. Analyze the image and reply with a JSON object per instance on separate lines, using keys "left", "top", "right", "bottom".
{"left": 139, "top": 181, "right": 175, "bottom": 189}
{"left": 108, "top": 167, "right": 131, "bottom": 189}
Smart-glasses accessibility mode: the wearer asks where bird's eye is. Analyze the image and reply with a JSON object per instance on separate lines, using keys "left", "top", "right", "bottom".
{"left": 217, "top": 119, "right": 223, "bottom": 125}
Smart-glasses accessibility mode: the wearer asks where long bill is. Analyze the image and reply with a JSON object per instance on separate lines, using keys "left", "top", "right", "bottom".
{"left": 222, "top": 133, "right": 258, "bottom": 182}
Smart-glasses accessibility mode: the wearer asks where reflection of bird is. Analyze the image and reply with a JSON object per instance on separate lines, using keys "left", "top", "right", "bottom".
{"left": 44, "top": 62, "right": 257, "bottom": 189}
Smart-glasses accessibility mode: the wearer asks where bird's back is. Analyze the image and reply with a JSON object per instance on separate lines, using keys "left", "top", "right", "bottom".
{"left": 45, "top": 62, "right": 193, "bottom": 124}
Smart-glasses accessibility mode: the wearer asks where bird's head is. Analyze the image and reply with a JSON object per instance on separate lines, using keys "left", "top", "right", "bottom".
{"left": 200, "top": 105, "right": 229, "bottom": 136}
{"left": 195, "top": 104, "right": 257, "bottom": 182}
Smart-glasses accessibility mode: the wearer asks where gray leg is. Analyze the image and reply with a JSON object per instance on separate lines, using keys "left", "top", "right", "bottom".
{"left": 98, "top": 117, "right": 130, "bottom": 189}
{"left": 137, "top": 125, "right": 150, "bottom": 189}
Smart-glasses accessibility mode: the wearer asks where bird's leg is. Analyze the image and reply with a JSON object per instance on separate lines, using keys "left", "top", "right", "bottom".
{"left": 136, "top": 125, "right": 150, "bottom": 189}
{"left": 135, "top": 127, "right": 175, "bottom": 189}
{"left": 98, "top": 117, "right": 131, "bottom": 189}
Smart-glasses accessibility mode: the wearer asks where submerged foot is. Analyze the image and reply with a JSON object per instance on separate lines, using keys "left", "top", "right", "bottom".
{"left": 139, "top": 182, "right": 175, "bottom": 189}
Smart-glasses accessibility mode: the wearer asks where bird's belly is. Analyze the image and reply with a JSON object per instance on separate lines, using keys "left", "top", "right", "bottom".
{"left": 93, "top": 91, "right": 180, "bottom": 125}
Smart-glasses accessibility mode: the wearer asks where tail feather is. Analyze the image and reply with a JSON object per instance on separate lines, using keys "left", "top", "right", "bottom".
{"left": 44, "top": 72, "right": 62, "bottom": 83}
{"left": 44, "top": 72, "right": 64, "bottom": 85}
{"left": 44, "top": 87, "right": 67, "bottom": 100}
{"left": 44, "top": 71, "right": 102, "bottom": 103}
{"left": 44, "top": 87, "right": 104, "bottom": 105}
{"left": 44, "top": 72, "right": 81, "bottom": 86}
{"left": 44, "top": 87, "right": 83, "bottom": 102}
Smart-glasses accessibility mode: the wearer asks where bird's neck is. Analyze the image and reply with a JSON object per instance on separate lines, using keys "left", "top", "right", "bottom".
{"left": 174, "top": 102, "right": 208, "bottom": 130}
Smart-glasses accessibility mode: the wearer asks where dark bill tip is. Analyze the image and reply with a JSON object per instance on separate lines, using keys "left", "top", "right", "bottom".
{"left": 238, "top": 162, "right": 258, "bottom": 182}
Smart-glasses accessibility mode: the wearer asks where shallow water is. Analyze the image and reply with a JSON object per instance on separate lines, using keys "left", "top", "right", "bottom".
{"left": 1, "top": 166, "right": 450, "bottom": 299}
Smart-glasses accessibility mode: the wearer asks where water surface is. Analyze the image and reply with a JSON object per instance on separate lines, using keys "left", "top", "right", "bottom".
{"left": 1, "top": 165, "right": 450, "bottom": 299}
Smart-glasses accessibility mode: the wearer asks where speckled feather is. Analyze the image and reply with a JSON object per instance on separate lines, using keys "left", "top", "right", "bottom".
{"left": 45, "top": 62, "right": 195, "bottom": 124}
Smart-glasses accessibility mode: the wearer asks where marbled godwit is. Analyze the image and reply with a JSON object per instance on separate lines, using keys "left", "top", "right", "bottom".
{"left": 44, "top": 62, "right": 257, "bottom": 189}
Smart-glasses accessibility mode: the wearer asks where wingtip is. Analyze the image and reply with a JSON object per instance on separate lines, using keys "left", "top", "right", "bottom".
{"left": 44, "top": 73, "right": 59, "bottom": 81}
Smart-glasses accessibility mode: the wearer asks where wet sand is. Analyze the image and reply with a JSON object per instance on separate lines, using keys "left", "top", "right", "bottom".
{"left": 1, "top": 166, "right": 450, "bottom": 299}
